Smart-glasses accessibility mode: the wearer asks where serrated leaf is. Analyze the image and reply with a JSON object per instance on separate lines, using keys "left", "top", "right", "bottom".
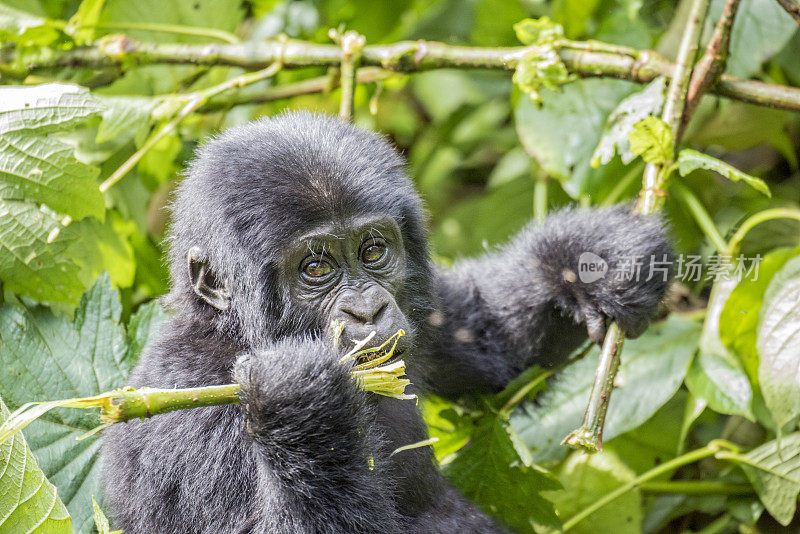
{"left": 95, "top": 96, "right": 156, "bottom": 144}
{"left": 757, "top": 255, "right": 800, "bottom": 431}
{"left": 65, "top": 212, "right": 136, "bottom": 289}
{"left": 729, "top": 432, "right": 800, "bottom": 525}
{"left": 0, "top": 397, "right": 73, "bottom": 534}
{"left": 513, "top": 17, "right": 563, "bottom": 45}
{"left": 0, "top": 84, "right": 105, "bottom": 220}
{"left": 628, "top": 116, "right": 673, "bottom": 165}
{"left": 444, "top": 415, "right": 561, "bottom": 532}
{"left": 0, "top": 275, "right": 167, "bottom": 531}
{"left": 676, "top": 149, "right": 771, "bottom": 197}
{"left": 514, "top": 78, "right": 633, "bottom": 197}
{"left": 511, "top": 315, "right": 699, "bottom": 462}
{"left": 0, "top": 200, "right": 84, "bottom": 303}
{"left": 591, "top": 77, "right": 667, "bottom": 167}
{"left": 0, "top": 3, "right": 61, "bottom": 46}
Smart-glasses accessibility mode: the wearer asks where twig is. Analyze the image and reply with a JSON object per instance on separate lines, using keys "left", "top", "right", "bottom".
{"left": 563, "top": 0, "right": 712, "bottom": 453}
{"left": 682, "top": 0, "right": 742, "bottom": 136}
{"left": 776, "top": 0, "right": 800, "bottom": 25}
{"left": 330, "top": 29, "right": 366, "bottom": 121}
{"left": 4, "top": 36, "right": 800, "bottom": 112}
{"left": 99, "top": 60, "right": 283, "bottom": 192}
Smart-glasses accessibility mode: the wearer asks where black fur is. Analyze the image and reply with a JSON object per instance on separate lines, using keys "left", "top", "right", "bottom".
{"left": 102, "top": 112, "right": 672, "bottom": 533}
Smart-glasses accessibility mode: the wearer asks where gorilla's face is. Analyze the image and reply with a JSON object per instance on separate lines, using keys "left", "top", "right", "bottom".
{"left": 281, "top": 213, "right": 412, "bottom": 354}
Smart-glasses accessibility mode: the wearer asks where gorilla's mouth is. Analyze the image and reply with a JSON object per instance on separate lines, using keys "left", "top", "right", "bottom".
{"left": 355, "top": 347, "right": 405, "bottom": 367}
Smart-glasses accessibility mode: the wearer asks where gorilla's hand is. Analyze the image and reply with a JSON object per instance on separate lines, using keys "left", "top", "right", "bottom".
{"left": 233, "top": 338, "right": 373, "bottom": 464}
{"left": 531, "top": 205, "right": 673, "bottom": 342}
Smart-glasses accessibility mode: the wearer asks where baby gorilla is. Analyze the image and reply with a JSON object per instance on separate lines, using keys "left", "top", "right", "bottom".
{"left": 101, "top": 112, "right": 672, "bottom": 533}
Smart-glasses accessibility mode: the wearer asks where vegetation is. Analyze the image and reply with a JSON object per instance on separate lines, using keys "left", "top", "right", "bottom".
{"left": 0, "top": 0, "right": 799, "bottom": 532}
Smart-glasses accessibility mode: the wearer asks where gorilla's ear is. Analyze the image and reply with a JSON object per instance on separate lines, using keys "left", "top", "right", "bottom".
{"left": 187, "top": 246, "right": 231, "bottom": 311}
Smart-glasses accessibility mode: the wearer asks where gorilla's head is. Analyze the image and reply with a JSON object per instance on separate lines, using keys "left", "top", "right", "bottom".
{"left": 168, "top": 111, "right": 433, "bottom": 353}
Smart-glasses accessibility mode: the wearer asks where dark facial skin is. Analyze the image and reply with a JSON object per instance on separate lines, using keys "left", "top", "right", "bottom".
{"left": 282, "top": 214, "right": 411, "bottom": 354}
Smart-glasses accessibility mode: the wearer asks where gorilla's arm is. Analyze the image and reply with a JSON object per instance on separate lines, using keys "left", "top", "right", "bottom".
{"left": 102, "top": 327, "right": 401, "bottom": 533}
{"left": 416, "top": 206, "right": 672, "bottom": 399}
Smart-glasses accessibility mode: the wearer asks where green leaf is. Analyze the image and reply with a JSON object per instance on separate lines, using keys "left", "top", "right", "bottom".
{"left": 628, "top": 116, "right": 673, "bottom": 165}
{"left": 0, "top": 200, "right": 84, "bottom": 303}
{"left": 548, "top": 450, "right": 641, "bottom": 534}
{"left": 514, "top": 78, "right": 633, "bottom": 197}
{"left": 685, "top": 351, "right": 753, "bottom": 419}
{"left": 444, "top": 415, "right": 561, "bottom": 532}
{"left": 719, "top": 248, "right": 797, "bottom": 381}
{"left": 709, "top": 0, "right": 797, "bottom": 79}
{"left": 676, "top": 149, "right": 771, "bottom": 197}
{"left": 0, "top": 275, "right": 167, "bottom": 531}
{"left": 513, "top": 50, "right": 573, "bottom": 106}
{"left": 511, "top": 315, "right": 699, "bottom": 462}
{"left": 65, "top": 0, "right": 107, "bottom": 43}
{"left": 65, "top": 212, "right": 136, "bottom": 289}
{"left": 591, "top": 77, "right": 667, "bottom": 167}
{"left": 92, "top": 496, "right": 121, "bottom": 534}
{"left": 0, "top": 397, "right": 73, "bottom": 534}
{"left": 0, "top": 3, "right": 61, "bottom": 45}
{"left": 95, "top": 96, "right": 156, "bottom": 144}
{"left": 729, "top": 432, "right": 800, "bottom": 525}
{"left": 513, "top": 17, "right": 563, "bottom": 46}
{"left": 0, "top": 84, "right": 105, "bottom": 220}
{"left": 757, "top": 255, "right": 800, "bottom": 431}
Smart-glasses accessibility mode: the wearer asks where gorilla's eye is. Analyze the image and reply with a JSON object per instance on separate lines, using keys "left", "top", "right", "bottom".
{"left": 361, "top": 241, "right": 387, "bottom": 265}
{"left": 302, "top": 259, "right": 333, "bottom": 279}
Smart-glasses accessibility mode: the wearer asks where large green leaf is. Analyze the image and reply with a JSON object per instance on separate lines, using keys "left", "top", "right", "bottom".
{"left": 511, "top": 315, "right": 699, "bottom": 462}
{"left": 757, "top": 255, "right": 800, "bottom": 431}
{"left": 719, "top": 248, "right": 797, "bottom": 381}
{"left": 443, "top": 415, "right": 561, "bottom": 532}
{"left": 0, "top": 200, "right": 84, "bottom": 303}
{"left": 547, "top": 450, "right": 641, "bottom": 534}
{"left": 0, "top": 397, "right": 72, "bottom": 534}
{"left": 0, "top": 275, "right": 167, "bottom": 532}
{"left": 0, "top": 84, "right": 105, "bottom": 221}
{"left": 0, "top": 3, "right": 61, "bottom": 45}
{"left": 514, "top": 78, "right": 633, "bottom": 198}
{"left": 685, "top": 351, "right": 753, "bottom": 418}
{"left": 728, "top": 432, "right": 800, "bottom": 525}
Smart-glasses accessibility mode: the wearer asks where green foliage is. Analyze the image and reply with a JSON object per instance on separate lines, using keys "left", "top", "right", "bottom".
{"left": 0, "top": 0, "right": 799, "bottom": 531}
{"left": 628, "top": 116, "right": 673, "bottom": 165}
{"left": 443, "top": 415, "right": 561, "bottom": 532}
{"left": 0, "top": 397, "right": 72, "bottom": 533}
{"left": 510, "top": 316, "right": 699, "bottom": 463}
{"left": 0, "top": 275, "right": 167, "bottom": 531}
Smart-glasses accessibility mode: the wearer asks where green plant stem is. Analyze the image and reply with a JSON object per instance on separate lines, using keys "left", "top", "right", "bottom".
{"left": 99, "top": 60, "right": 283, "bottom": 192}
{"left": 725, "top": 207, "right": 800, "bottom": 255}
{"left": 776, "top": 0, "right": 800, "bottom": 25}
{"left": 5, "top": 36, "right": 800, "bottom": 113}
{"left": 333, "top": 31, "right": 366, "bottom": 121}
{"left": 103, "top": 385, "right": 241, "bottom": 422}
{"left": 564, "top": 0, "right": 711, "bottom": 454}
{"left": 563, "top": 441, "right": 735, "bottom": 531}
{"left": 674, "top": 182, "right": 728, "bottom": 254}
{"left": 533, "top": 170, "right": 548, "bottom": 222}
{"left": 638, "top": 481, "right": 754, "bottom": 495}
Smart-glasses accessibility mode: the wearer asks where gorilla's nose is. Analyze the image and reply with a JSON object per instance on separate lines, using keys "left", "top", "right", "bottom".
{"left": 332, "top": 286, "right": 410, "bottom": 352}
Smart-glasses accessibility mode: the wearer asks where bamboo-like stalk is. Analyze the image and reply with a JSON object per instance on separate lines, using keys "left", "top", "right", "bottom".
{"left": 3, "top": 35, "right": 800, "bottom": 112}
